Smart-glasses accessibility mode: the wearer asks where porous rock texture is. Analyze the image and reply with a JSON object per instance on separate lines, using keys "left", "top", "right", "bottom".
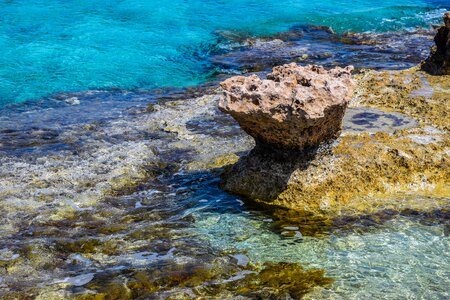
{"left": 422, "top": 11, "right": 450, "bottom": 75}
{"left": 219, "top": 63, "right": 356, "bottom": 151}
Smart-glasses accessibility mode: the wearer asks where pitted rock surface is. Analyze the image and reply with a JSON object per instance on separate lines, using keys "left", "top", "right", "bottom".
{"left": 218, "top": 63, "right": 356, "bottom": 151}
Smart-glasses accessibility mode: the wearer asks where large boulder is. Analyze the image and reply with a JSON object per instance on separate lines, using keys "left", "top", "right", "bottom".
{"left": 218, "top": 63, "right": 356, "bottom": 151}
{"left": 421, "top": 11, "right": 450, "bottom": 75}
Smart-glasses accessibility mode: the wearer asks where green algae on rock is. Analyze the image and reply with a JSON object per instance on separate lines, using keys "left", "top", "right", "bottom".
{"left": 66, "top": 261, "right": 332, "bottom": 299}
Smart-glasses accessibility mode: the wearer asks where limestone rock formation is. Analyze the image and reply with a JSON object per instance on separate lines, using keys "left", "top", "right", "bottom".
{"left": 218, "top": 63, "right": 356, "bottom": 151}
{"left": 421, "top": 11, "right": 450, "bottom": 75}
{"left": 220, "top": 67, "right": 450, "bottom": 217}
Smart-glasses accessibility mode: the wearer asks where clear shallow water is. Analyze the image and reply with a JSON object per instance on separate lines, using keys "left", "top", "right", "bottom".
{"left": 195, "top": 202, "right": 450, "bottom": 299}
{"left": 0, "top": 87, "right": 448, "bottom": 298}
{"left": 0, "top": 0, "right": 449, "bottom": 105}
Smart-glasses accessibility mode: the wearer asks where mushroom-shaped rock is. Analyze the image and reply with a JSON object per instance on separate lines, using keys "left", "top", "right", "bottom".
{"left": 422, "top": 11, "right": 450, "bottom": 75}
{"left": 218, "top": 63, "right": 356, "bottom": 151}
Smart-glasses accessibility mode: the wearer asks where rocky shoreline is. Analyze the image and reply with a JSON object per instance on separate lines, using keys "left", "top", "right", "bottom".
{"left": 2, "top": 15, "right": 446, "bottom": 233}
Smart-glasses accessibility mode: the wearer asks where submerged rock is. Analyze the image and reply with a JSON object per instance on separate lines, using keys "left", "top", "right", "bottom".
{"left": 421, "top": 11, "right": 450, "bottom": 75}
{"left": 219, "top": 63, "right": 356, "bottom": 151}
{"left": 212, "top": 26, "right": 434, "bottom": 73}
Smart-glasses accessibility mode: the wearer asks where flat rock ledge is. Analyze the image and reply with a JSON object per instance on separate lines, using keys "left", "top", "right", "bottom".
{"left": 219, "top": 63, "right": 355, "bottom": 151}
{"left": 421, "top": 11, "right": 450, "bottom": 75}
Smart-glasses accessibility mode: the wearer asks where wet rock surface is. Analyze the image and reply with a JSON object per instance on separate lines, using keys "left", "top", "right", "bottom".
{"left": 422, "top": 12, "right": 450, "bottom": 75}
{"left": 219, "top": 63, "right": 356, "bottom": 151}
{"left": 212, "top": 25, "right": 434, "bottom": 73}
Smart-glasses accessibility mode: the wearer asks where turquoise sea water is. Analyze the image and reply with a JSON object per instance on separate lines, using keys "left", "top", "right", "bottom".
{"left": 0, "top": 0, "right": 449, "bottom": 105}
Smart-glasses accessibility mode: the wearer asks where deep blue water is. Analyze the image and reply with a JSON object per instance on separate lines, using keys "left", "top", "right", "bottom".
{"left": 0, "top": 0, "right": 449, "bottom": 105}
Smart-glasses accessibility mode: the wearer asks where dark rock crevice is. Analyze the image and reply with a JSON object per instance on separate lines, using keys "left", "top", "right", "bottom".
{"left": 220, "top": 142, "right": 330, "bottom": 203}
